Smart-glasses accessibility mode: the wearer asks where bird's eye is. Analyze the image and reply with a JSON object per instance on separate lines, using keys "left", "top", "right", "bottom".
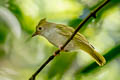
{"left": 39, "top": 27, "right": 42, "bottom": 30}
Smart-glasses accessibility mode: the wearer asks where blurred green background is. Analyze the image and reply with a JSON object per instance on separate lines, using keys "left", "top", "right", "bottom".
{"left": 0, "top": 0, "right": 120, "bottom": 80}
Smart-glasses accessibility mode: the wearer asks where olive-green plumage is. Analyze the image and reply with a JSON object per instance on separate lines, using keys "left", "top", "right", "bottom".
{"left": 32, "top": 18, "right": 106, "bottom": 66}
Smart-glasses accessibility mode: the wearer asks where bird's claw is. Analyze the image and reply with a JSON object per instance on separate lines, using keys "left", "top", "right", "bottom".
{"left": 59, "top": 45, "right": 64, "bottom": 51}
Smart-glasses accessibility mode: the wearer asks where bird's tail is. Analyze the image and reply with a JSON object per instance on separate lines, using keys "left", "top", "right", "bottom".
{"left": 90, "top": 50, "right": 106, "bottom": 66}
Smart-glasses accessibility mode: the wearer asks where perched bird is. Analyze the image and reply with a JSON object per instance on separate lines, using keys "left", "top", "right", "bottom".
{"left": 32, "top": 18, "right": 106, "bottom": 66}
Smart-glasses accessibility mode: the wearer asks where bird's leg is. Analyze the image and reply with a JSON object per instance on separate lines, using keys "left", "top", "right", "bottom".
{"left": 59, "top": 45, "right": 69, "bottom": 52}
{"left": 53, "top": 52, "right": 57, "bottom": 56}
{"left": 53, "top": 45, "right": 65, "bottom": 56}
{"left": 59, "top": 45, "right": 64, "bottom": 51}
{"left": 53, "top": 45, "right": 63, "bottom": 56}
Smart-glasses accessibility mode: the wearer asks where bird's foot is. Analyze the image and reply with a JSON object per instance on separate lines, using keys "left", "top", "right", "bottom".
{"left": 58, "top": 45, "right": 64, "bottom": 51}
{"left": 58, "top": 45, "right": 69, "bottom": 52}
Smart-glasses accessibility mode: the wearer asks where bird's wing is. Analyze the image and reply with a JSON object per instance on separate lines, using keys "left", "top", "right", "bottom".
{"left": 57, "top": 24, "right": 89, "bottom": 44}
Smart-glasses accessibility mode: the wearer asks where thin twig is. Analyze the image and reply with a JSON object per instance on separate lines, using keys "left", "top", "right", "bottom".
{"left": 29, "top": 0, "right": 110, "bottom": 80}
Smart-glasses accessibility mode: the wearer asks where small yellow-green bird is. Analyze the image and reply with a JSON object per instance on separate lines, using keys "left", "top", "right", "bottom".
{"left": 32, "top": 18, "right": 106, "bottom": 66}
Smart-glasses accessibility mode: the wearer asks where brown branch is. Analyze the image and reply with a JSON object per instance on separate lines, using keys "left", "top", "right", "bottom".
{"left": 29, "top": 0, "right": 110, "bottom": 80}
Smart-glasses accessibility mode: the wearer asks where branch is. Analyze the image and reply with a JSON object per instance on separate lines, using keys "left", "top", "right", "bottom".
{"left": 29, "top": 0, "right": 110, "bottom": 80}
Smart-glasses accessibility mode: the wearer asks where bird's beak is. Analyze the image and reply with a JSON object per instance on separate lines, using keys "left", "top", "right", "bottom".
{"left": 32, "top": 32, "right": 38, "bottom": 37}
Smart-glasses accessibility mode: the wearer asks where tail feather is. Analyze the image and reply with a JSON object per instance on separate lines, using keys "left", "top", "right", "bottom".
{"left": 90, "top": 50, "right": 106, "bottom": 66}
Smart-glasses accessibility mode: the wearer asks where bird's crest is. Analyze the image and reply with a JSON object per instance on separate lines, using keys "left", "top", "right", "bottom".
{"left": 37, "top": 18, "right": 46, "bottom": 27}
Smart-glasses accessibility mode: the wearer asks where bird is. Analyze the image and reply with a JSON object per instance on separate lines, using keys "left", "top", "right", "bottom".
{"left": 32, "top": 18, "right": 106, "bottom": 66}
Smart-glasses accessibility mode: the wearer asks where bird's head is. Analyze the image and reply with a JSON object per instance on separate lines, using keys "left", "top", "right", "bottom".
{"left": 32, "top": 18, "right": 48, "bottom": 37}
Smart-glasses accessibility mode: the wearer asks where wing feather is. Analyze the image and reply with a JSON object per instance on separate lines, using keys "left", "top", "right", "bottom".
{"left": 56, "top": 24, "right": 89, "bottom": 44}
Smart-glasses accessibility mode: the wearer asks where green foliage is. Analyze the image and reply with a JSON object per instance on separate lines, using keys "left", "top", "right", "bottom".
{"left": 0, "top": 26, "right": 8, "bottom": 43}
{"left": 47, "top": 52, "right": 77, "bottom": 79}
{"left": 0, "top": 0, "right": 120, "bottom": 80}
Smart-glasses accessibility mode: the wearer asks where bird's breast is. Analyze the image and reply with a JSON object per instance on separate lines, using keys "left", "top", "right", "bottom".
{"left": 43, "top": 29, "right": 67, "bottom": 47}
